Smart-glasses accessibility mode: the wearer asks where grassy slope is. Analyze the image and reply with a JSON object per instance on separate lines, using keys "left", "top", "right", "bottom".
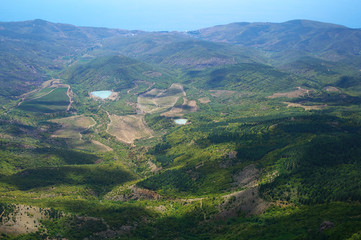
{"left": 63, "top": 55, "right": 174, "bottom": 96}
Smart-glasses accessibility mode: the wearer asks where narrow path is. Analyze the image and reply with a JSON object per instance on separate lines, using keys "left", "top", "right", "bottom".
{"left": 31, "top": 88, "right": 56, "bottom": 100}
{"left": 106, "top": 111, "right": 111, "bottom": 121}
{"left": 0, "top": 209, "right": 5, "bottom": 218}
{"left": 17, "top": 88, "right": 56, "bottom": 106}
{"left": 127, "top": 82, "right": 139, "bottom": 94}
{"left": 66, "top": 86, "right": 73, "bottom": 111}
{"left": 105, "top": 111, "right": 112, "bottom": 133}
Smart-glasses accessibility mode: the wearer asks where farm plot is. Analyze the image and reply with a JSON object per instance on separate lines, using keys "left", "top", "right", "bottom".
{"left": 19, "top": 87, "right": 70, "bottom": 113}
{"left": 26, "top": 87, "right": 56, "bottom": 100}
{"left": 107, "top": 114, "right": 153, "bottom": 144}
{"left": 267, "top": 87, "right": 311, "bottom": 99}
{"left": 50, "top": 115, "right": 111, "bottom": 152}
{"left": 209, "top": 90, "right": 237, "bottom": 98}
{"left": 283, "top": 102, "right": 326, "bottom": 111}
{"left": 161, "top": 97, "right": 198, "bottom": 117}
{"left": 137, "top": 83, "right": 186, "bottom": 114}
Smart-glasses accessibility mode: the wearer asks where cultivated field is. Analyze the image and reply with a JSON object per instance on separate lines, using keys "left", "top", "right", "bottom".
{"left": 161, "top": 97, "right": 198, "bottom": 117}
{"left": 50, "top": 115, "right": 110, "bottom": 152}
{"left": 283, "top": 102, "right": 326, "bottom": 111}
{"left": 137, "top": 83, "right": 186, "bottom": 114}
{"left": 267, "top": 87, "right": 310, "bottom": 99}
{"left": 107, "top": 114, "right": 153, "bottom": 144}
{"left": 19, "top": 87, "right": 70, "bottom": 113}
{"left": 26, "top": 87, "right": 55, "bottom": 100}
{"left": 51, "top": 115, "right": 96, "bottom": 138}
{"left": 209, "top": 90, "right": 237, "bottom": 98}
{"left": 198, "top": 97, "right": 211, "bottom": 104}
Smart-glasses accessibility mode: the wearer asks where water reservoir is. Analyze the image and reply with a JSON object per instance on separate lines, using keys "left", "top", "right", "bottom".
{"left": 174, "top": 119, "right": 188, "bottom": 125}
{"left": 91, "top": 91, "right": 112, "bottom": 99}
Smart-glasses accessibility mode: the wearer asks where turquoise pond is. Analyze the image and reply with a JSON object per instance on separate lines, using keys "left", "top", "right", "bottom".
{"left": 91, "top": 91, "right": 112, "bottom": 99}
{"left": 174, "top": 119, "right": 188, "bottom": 125}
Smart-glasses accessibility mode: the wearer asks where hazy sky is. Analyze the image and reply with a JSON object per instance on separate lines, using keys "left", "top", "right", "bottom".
{"left": 1, "top": 0, "right": 361, "bottom": 31}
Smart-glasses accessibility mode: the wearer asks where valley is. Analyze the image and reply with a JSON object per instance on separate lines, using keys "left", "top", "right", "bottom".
{"left": 1, "top": 19, "right": 361, "bottom": 240}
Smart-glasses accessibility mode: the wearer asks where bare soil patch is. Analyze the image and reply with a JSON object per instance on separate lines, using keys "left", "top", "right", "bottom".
{"left": 231, "top": 164, "right": 259, "bottom": 188}
{"left": 0, "top": 205, "right": 56, "bottom": 235}
{"left": 106, "top": 185, "right": 161, "bottom": 202}
{"left": 324, "top": 86, "right": 341, "bottom": 92}
{"left": 107, "top": 91, "right": 119, "bottom": 101}
{"left": 209, "top": 90, "right": 236, "bottom": 98}
{"left": 215, "top": 164, "right": 269, "bottom": 219}
{"left": 283, "top": 102, "right": 326, "bottom": 111}
{"left": 198, "top": 97, "right": 211, "bottom": 104}
{"left": 161, "top": 97, "right": 198, "bottom": 117}
{"left": 216, "top": 186, "right": 269, "bottom": 220}
{"left": 148, "top": 160, "right": 162, "bottom": 173}
{"left": 137, "top": 83, "right": 186, "bottom": 114}
{"left": 50, "top": 115, "right": 111, "bottom": 152}
{"left": 267, "top": 87, "right": 310, "bottom": 99}
{"left": 50, "top": 115, "right": 96, "bottom": 139}
{"left": 107, "top": 114, "right": 153, "bottom": 144}
{"left": 66, "top": 86, "right": 74, "bottom": 111}
{"left": 91, "top": 140, "right": 113, "bottom": 152}
{"left": 142, "top": 71, "right": 162, "bottom": 78}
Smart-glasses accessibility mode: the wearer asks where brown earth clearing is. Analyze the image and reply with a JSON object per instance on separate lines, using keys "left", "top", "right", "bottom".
{"left": 209, "top": 90, "right": 237, "bottom": 98}
{"left": 107, "top": 114, "right": 153, "bottom": 144}
{"left": 283, "top": 102, "right": 326, "bottom": 111}
{"left": 161, "top": 97, "right": 198, "bottom": 117}
{"left": 0, "top": 205, "right": 57, "bottom": 235}
{"left": 142, "top": 71, "right": 162, "bottom": 78}
{"left": 216, "top": 164, "right": 269, "bottom": 219}
{"left": 267, "top": 87, "right": 310, "bottom": 99}
{"left": 50, "top": 115, "right": 96, "bottom": 139}
{"left": 50, "top": 115, "right": 111, "bottom": 152}
{"left": 324, "top": 86, "right": 341, "bottom": 92}
{"left": 198, "top": 97, "right": 211, "bottom": 104}
{"left": 137, "top": 83, "right": 186, "bottom": 114}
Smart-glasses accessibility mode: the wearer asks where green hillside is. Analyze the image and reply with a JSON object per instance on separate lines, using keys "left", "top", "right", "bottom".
{"left": 63, "top": 55, "right": 173, "bottom": 94}
{"left": 1, "top": 19, "right": 361, "bottom": 239}
{"left": 189, "top": 20, "right": 361, "bottom": 61}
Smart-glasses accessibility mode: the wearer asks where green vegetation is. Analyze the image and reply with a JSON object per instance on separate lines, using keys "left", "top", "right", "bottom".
{"left": 19, "top": 87, "right": 69, "bottom": 113}
{"left": 2, "top": 19, "right": 361, "bottom": 239}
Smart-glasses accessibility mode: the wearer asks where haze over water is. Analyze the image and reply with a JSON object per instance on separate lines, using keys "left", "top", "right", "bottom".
{"left": 1, "top": 0, "right": 361, "bottom": 31}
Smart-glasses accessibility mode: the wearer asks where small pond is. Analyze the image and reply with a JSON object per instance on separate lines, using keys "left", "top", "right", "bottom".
{"left": 91, "top": 90, "right": 112, "bottom": 99}
{"left": 174, "top": 119, "right": 188, "bottom": 125}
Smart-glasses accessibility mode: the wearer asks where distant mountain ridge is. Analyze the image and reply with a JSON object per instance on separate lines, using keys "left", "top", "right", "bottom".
{"left": 2, "top": 19, "right": 361, "bottom": 59}
{"left": 1, "top": 19, "right": 361, "bottom": 100}
{"left": 2, "top": 18, "right": 361, "bottom": 62}
{"left": 188, "top": 20, "right": 361, "bottom": 60}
